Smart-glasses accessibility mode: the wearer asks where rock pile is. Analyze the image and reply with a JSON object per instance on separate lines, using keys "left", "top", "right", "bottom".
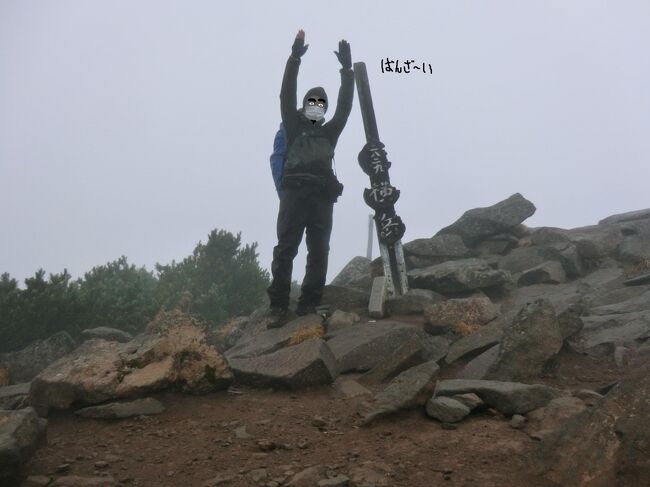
{"left": 2, "top": 195, "right": 650, "bottom": 485}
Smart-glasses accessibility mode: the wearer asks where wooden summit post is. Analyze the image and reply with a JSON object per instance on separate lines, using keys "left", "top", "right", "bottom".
{"left": 354, "top": 62, "right": 409, "bottom": 298}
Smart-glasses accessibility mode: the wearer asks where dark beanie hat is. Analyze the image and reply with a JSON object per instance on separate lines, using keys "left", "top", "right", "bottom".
{"left": 303, "top": 86, "right": 328, "bottom": 111}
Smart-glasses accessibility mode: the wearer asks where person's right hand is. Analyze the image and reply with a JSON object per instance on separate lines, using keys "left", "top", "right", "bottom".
{"left": 291, "top": 29, "right": 309, "bottom": 58}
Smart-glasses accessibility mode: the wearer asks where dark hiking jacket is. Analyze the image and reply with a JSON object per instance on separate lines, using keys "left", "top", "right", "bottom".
{"left": 280, "top": 55, "right": 354, "bottom": 183}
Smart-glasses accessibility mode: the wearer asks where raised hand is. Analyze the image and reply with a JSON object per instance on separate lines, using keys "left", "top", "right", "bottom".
{"left": 334, "top": 39, "right": 352, "bottom": 69}
{"left": 291, "top": 29, "right": 309, "bottom": 58}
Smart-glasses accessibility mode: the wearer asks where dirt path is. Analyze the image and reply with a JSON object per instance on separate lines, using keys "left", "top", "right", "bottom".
{"left": 24, "top": 348, "right": 622, "bottom": 487}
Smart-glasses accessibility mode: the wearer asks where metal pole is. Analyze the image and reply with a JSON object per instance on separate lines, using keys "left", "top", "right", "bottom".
{"left": 366, "top": 214, "right": 373, "bottom": 259}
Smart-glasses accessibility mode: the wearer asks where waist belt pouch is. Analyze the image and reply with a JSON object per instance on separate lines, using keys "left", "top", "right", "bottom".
{"left": 326, "top": 173, "right": 344, "bottom": 202}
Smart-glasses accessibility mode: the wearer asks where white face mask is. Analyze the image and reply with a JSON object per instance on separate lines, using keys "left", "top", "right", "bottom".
{"left": 304, "top": 105, "right": 326, "bottom": 121}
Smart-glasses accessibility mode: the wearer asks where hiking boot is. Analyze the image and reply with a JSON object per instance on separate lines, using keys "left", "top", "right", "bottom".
{"left": 265, "top": 307, "right": 296, "bottom": 329}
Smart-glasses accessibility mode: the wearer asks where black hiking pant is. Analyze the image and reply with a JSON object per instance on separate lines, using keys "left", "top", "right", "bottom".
{"left": 267, "top": 183, "right": 334, "bottom": 311}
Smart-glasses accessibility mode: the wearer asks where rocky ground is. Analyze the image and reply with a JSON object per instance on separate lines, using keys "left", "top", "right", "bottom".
{"left": 22, "top": 334, "right": 621, "bottom": 487}
{"left": 3, "top": 195, "right": 650, "bottom": 487}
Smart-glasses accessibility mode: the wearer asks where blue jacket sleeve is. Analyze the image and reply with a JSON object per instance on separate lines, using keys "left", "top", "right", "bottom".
{"left": 269, "top": 123, "right": 286, "bottom": 194}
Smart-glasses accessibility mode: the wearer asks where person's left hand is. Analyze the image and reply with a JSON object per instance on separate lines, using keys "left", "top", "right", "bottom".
{"left": 334, "top": 39, "right": 352, "bottom": 69}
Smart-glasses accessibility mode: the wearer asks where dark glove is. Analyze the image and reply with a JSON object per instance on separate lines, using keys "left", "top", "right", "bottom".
{"left": 291, "top": 30, "right": 309, "bottom": 58}
{"left": 334, "top": 40, "right": 352, "bottom": 69}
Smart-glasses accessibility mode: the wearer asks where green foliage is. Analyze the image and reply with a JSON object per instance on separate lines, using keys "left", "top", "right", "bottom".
{"left": 156, "top": 229, "right": 270, "bottom": 326}
{"left": 0, "top": 228, "right": 269, "bottom": 353}
{"left": 76, "top": 256, "right": 159, "bottom": 335}
{"left": 0, "top": 269, "right": 81, "bottom": 353}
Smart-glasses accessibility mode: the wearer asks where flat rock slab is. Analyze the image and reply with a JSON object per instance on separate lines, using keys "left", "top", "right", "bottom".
{"left": 599, "top": 208, "right": 650, "bottom": 225}
{"left": 358, "top": 335, "right": 426, "bottom": 385}
{"left": 326, "top": 321, "right": 420, "bottom": 373}
{"left": 587, "top": 290, "right": 650, "bottom": 315}
{"left": 0, "top": 407, "right": 47, "bottom": 486}
{"left": 445, "top": 318, "right": 506, "bottom": 364}
{"left": 407, "top": 258, "right": 513, "bottom": 294}
{"left": 0, "top": 383, "right": 30, "bottom": 410}
{"left": 434, "top": 379, "right": 563, "bottom": 415}
{"left": 81, "top": 327, "right": 133, "bottom": 343}
{"left": 455, "top": 344, "right": 500, "bottom": 380}
{"left": 228, "top": 339, "right": 338, "bottom": 390}
{"left": 624, "top": 272, "right": 650, "bottom": 286}
{"left": 571, "top": 310, "right": 650, "bottom": 354}
{"left": 403, "top": 234, "right": 473, "bottom": 268}
{"left": 362, "top": 360, "right": 440, "bottom": 424}
{"left": 75, "top": 397, "right": 165, "bottom": 419}
{"left": 225, "top": 314, "right": 324, "bottom": 360}
{"left": 435, "top": 193, "right": 536, "bottom": 246}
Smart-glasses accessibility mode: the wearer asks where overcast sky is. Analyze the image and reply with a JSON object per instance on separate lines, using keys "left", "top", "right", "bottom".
{"left": 1, "top": 1, "right": 649, "bottom": 286}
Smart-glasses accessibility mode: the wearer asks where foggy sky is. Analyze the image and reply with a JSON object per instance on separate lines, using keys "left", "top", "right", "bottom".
{"left": 1, "top": 1, "right": 649, "bottom": 286}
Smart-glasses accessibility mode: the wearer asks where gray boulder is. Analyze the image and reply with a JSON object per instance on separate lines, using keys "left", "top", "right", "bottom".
{"left": 599, "top": 207, "right": 650, "bottom": 225}
{"left": 0, "top": 332, "right": 76, "bottom": 384}
{"left": 616, "top": 237, "right": 650, "bottom": 265}
{"left": 531, "top": 225, "right": 625, "bottom": 263}
{"left": 425, "top": 396, "right": 471, "bottom": 423}
{"left": 434, "top": 379, "right": 563, "bottom": 415}
{"left": 534, "top": 362, "right": 650, "bottom": 486}
{"left": 474, "top": 233, "right": 520, "bottom": 256}
{"left": 408, "top": 258, "right": 513, "bottom": 294}
{"left": 517, "top": 261, "right": 566, "bottom": 286}
{"left": 326, "top": 321, "right": 421, "bottom": 373}
{"left": 228, "top": 339, "right": 338, "bottom": 389}
{"left": 424, "top": 295, "right": 498, "bottom": 335}
{"left": 325, "top": 310, "right": 360, "bottom": 333}
{"left": 526, "top": 396, "right": 587, "bottom": 434}
{"left": 31, "top": 316, "right": 232, "bottom": 413}
{"left": 0, "top": 408, "right": 47, "bottom": 486}
{"left": 500, "top": 244, "right": 583, "bottom": 278}
{"left": 81, "top": 327, "right": 133, "bottom": 343}
{"left": 330, "top": 256, "right": 372, "bottom": 290}
{"left": 435, "top": 193, "right": 536, "bottom": 246}
{"left": 403, "top": 234, "right": 473, "bottom": 268}
{"left": 0, "top": 384, "right": 30, "bottom": 410}
{"left": 362, "top": 360, "right": 440, "bottom": 424}
{"left": 74, "top": 397, "right": 165, "bottom": 419}
{"left": 487, "top": 299, "right": 562, "bottom": 381}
